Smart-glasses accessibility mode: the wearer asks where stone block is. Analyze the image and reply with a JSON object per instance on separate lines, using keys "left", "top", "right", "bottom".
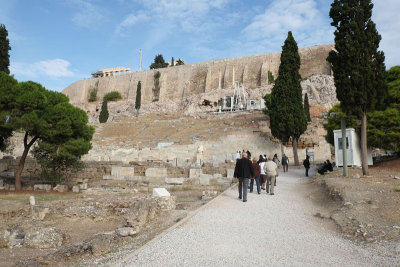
{"left": 145, "top": 168, "right": 167, "bottom": 178}
{"left": 227, "top": 169, "right": 235, "bottom": 178}
{"left": 152, "top": 188, "right": 170, "bottom": 198}
{"left": 111, "top": 166, "right": 135, "bottom": 179}
{"left": 165, "top": 178, "right": 185, "bottom": 185}
{"left": 0, "top": 171, "right": 14, "bottom": 178}
{"left": 0, "top": 162, "right": 7, "bottom": 172}
{"left": 176, "top": 158, "right": 191, "bottom": 167}
{"left": 189, "top": 168, "right": 202, "bottom": 179}
{"left": 103, "top": 175, "right": 112, "bottom": 180}
{"left": 199, "top": 174, "right": 213, "bottom": 185}
{"left": 34, "top": 184, "right": 52, "bottom": 191}
{"left": 53, "top": 184, "right": 68, "bottom": 193}
{"left": 72, "top": 186, "right": 80, "bottom": 193}
{"left": 217, "top": 177, "right": 232, "bottom": 184}
{"left": 213, "top": 173, "right": 223, "bottom": 178}
{"left": 79, "top": 183, "right": 88, "bottom": 190}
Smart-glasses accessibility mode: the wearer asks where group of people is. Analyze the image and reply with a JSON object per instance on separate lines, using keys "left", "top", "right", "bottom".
{"left": 303, "top": 155, "right": 333, "bottom": 176}
{"left": 234, "top": 150, "right": 289, "bottom": 202}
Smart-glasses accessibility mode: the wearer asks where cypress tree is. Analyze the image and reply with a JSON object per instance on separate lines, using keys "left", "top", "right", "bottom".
{"left": 269, "top": 31, "right": 307, "bottom": 166}
{"left": 304, "top": 93, "right": 311, "bottom": 122}
{"left": 0, "top": 24, "right": 11, "bottom": 74}
{"left": 171, "top": 57, "right": 174, "bottom": 67}
{"left": 135, "top": 81, "right": 141, "bottom": 116}
{"left": 327, "top": 0, "right": 387, "bottom": 175}
{"left": 99, "top": 101, "right": 109, "bottom": 123}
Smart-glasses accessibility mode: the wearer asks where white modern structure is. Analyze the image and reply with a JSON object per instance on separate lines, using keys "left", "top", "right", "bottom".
{"left": 333, "top": 128, "right": 373, "bottom": 167}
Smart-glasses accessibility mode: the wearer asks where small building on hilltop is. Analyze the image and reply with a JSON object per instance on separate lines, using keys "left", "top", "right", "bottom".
{"left": 92, "top": 67, "right": 132, "bottom": 78}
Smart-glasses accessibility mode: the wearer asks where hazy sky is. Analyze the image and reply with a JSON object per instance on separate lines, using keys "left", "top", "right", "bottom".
{"left": 1, "top": 0, "right": 399, "bottom": 92}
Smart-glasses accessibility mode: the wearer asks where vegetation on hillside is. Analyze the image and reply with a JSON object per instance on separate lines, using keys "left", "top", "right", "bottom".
{"left": 103, "top": 91, "right": 122, "bottom": 102}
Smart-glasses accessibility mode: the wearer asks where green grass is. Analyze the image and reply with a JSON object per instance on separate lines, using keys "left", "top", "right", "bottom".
{"left": 394, "top": 188, "right": 400, "bottom": 192}
{"left": 0, "top": 193, "right": 76, "bottom": 203}
{"left": 367, "top": 200, "right": 373, "bottom": 204}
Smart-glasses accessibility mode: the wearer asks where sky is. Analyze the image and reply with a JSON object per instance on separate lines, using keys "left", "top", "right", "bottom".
{"left": 1, "top": 0, "right": 399, "bottom": 92}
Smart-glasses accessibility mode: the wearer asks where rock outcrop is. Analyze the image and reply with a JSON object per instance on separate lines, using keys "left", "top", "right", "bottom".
{"left": 63, "top": 45, "right": 333, "bottom": 105}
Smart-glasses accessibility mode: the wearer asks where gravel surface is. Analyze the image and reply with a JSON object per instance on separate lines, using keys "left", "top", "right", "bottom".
{"left": 111, "top": 169, "right": 400, "bottom": 266}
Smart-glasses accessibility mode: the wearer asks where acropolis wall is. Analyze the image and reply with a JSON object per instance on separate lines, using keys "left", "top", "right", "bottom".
{"left": 62, "top": 45, "right": 333, "bottom": 104}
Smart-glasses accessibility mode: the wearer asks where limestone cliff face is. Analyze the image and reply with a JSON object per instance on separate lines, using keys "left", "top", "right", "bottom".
{"left": 63, "top": 45, "right": 333, "bottom": 105}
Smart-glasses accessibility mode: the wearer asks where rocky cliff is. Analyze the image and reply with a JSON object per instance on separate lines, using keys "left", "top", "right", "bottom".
{"left": 62, "top": 45, "right": 333, "bottom": 105}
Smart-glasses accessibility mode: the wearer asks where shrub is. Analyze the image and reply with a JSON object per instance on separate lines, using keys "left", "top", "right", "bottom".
{"left": 103, "top": 91, "right": 122, "bottom": 102}
{"left": 268, "top": 71, "right": 275, "bottom": 84}
{"left": 88, "top": 87, "right": 98, "bottom": 102}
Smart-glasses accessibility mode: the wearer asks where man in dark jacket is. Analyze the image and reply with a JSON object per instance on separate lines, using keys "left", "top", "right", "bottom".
{"left": 303, "top": 155, "right": 311, "bottom": 177}
{"left": 234, "top": 152, "right": 254, "bottom": 202}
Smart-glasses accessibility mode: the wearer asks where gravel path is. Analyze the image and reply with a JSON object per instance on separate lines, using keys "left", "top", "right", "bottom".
{"left": 112, "top": 169, "right": 399, "bottom": 266}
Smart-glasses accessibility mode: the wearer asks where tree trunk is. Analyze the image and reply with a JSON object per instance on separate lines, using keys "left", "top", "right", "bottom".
{"left": 14, "top": 133, "right": 37, "bottom": 191}
{"left": 360, "top": 111, "right": 369, "bottom": 176}
{"left": 292, "top": 138, "right": 299, "bottom": 166}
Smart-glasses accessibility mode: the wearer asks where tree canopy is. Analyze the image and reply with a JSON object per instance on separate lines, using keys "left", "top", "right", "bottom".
{"left": 268, "top": 31, "right": 307, "bottom": 165}
{"left": 324, "top": 66, "right": 400, "bottom": 153}
{"left": 150, "top": 54, "right": 169, "bottom": 69}
{"left": 327, "top": 0, "right": 387, "bottom": 174}
{"left": 0, "top": 72, "right": 94, "bottom": 189}
{"left": 0, "top": 24, "right": 11, "bottom": 74}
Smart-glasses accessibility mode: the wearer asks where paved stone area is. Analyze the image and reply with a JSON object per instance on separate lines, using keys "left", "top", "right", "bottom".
{"left": 112, "top": 169, "right": 399, "bottom": 266}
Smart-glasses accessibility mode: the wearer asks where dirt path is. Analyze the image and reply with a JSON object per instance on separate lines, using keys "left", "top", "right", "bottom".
{"left": 106, "top": 169, "right": 400, "bottom": 266}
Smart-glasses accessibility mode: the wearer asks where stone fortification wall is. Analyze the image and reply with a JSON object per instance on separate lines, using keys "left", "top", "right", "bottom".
{"left": 63, "top": 45, "right": 333, "bottom": 104}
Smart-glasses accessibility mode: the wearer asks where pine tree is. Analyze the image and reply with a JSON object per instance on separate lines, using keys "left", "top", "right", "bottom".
{"left": 135, "top": 81, "right": 141, "bottom": 116}
{"left": 304, "top": 93, "right": 311, "bottom": 122}
{"left": 99, "top": 101, "right": 109, "bottom": 123}
{"left": 0, "top": 24, "right": 11, "bottom": 74}
{"left": 269, "top": 31, "right": 307, "bottom": 166}
{"left": 327, "top": 0, "right": 387, "bottom": 175}
{"left": 150, "top": 54, "right": 169, "bottom": 69}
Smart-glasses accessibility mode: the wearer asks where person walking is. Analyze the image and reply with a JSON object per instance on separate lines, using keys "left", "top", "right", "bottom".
{"left": 250, "top": 158, "right": 261, "bottom": 194}
{"left": 281, "top": 154, "right": 289, "bottom": 172}
{"left": 303, "top": 155, "right": 311, "bottom": 177}
{"left": 263, "top": 155, "right": 278, "bottom": 195}
{"left": 273, "top": 154, "right": 280, "bottom": 186}
{"left": 259, "top": 156, "right": 267, "bottom": 190}
{"left": 236, "top": 151, "right": 241, "bottom": 161}
{"left": 234, "top": 152, "right": 254, "bottom": 202}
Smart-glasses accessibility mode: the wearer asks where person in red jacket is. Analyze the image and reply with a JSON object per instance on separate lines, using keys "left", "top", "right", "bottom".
{"left": 250, "top": 158, "right": 261, "bottom": 194}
